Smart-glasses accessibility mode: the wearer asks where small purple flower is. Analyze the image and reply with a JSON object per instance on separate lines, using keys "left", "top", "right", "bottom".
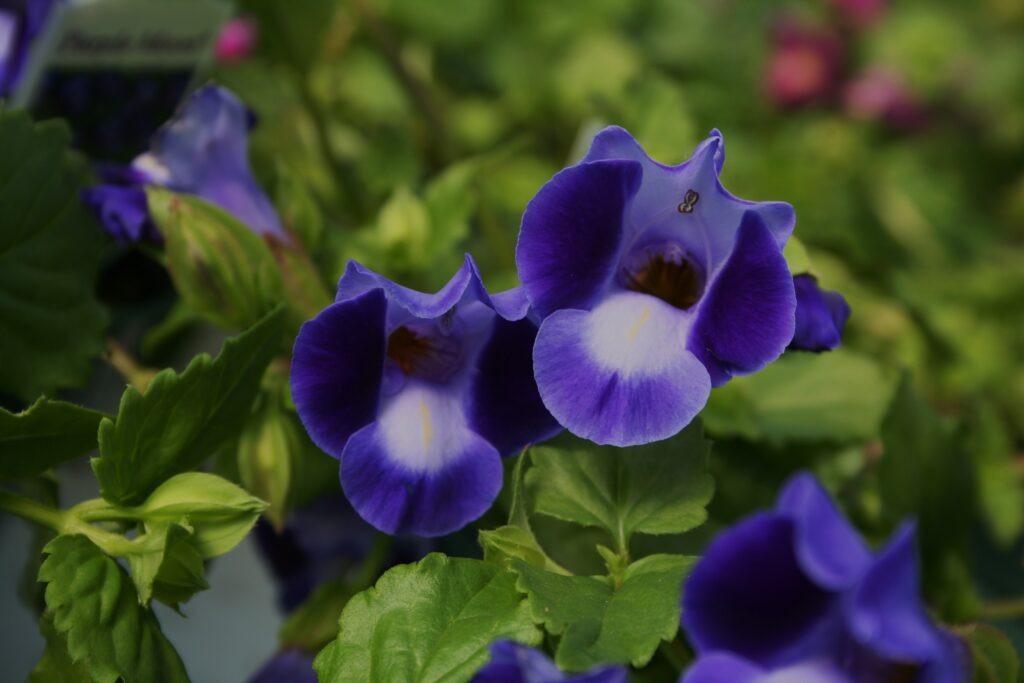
{"left": 0, "top": 0, "right": 57, "bottom": 97}
{"left": 291, "top": 256, "right": 561, "bottom": 537}
{"left": 472, "top": 641, "right": 628, "bottom": 683}
{"left": 82, "top": 84, "right": 286, "bottom": 243}
{"left": 516, "top": 127, "right": 796, "bottom": 446}
{"left": 763, "top": 22, "right": 844, "bottom": 108}
{"left": 788, "top": 274, "right": 850, "bottom": 352}
{"left": 248, "top": 650, "right": 316, "bottom": 683}
{"left": 681, "top": 473, "right": 969, "bottom": 683}
{"left": 215, "top": 16, "right": 258, "bottom": 64}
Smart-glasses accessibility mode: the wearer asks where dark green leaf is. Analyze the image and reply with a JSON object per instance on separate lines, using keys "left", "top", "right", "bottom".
{"left": 28, "top": 616, "right": 91, "bottom": 683}
{"left": 92, "top": 306, "right": 286, "bottom": 506}
{"left": 967, "top": 624, "right": 1020, "bottom": 683}
{"left": 512, "top": 555, "right": 694, "bottom": 670}
{"left": 0, "top": 398, "right": 107, "bottom": 479}
{"left": 314, "top": 553, "right": 541, "bottom": 683}
{"left": 527, "top": 421, "right": 713, "bottom": 550}
{"left": 39, "top": 535, "right": 189, "bottom": 683}
{"left": 0, "top": 110, "right": 107, "bottom": 401}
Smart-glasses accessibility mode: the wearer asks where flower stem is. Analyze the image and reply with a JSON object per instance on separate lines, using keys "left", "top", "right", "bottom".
{"left": 0, "top": 489, "right": 67, "bottom": 532}
{"left": 981, "top": 598, "right": 1024, "bottom": 622}
{"left": 351, "top": 533, "right": 394, "bottom": 591}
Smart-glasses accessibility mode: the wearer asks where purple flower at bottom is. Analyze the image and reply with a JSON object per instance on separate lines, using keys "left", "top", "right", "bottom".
{"left": 681, "top": 473, "right": 969, "bottom": 683}
{"left": 82, "top": 84, "right": 286, "bottom": 243}
{"left": 248, "top": 650, "right": 316, "bottom": 683}
{"left": 788, "top": 274, "right": 850, "bottom": 352}
{"left": 0, "top": 0, "right": 57, "bottom": 97}
{"left": 516, "top": 127, "right": 796, "bottom": 446}
{"left": 472, "top": 641, "right": 627, "bottom": 683}
{"left": 291, "top": 256, "right": 561, "bottom": 537}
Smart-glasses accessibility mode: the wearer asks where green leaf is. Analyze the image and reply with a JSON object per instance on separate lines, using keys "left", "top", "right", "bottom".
{"left": 783, "top": 236, "right": 813, "bottom": 276}
{"left": 479, "top": 526, "right": 570, "bottom": 575}
{"left": 39, "top": 535, "right": 190, "bottom": 683}
{"left": 703, "top": 350, "right": 896, "bottom": 443}
{"left": 526, "top": 421, "right": 713, "bottom": 550}
{"left": 314, "top": 554, "right": 541, "bottom": 683}
{"left": 512, "top": 555, "right": 694, "bottom": 670}
{"left": 148, "top": 188, "right": 285, "bottom": 331}
{"left": 0, "top": 398, "right": 107, "bottom": 479}
{"left": 28, "top": 616, "right": 91, "bottom": 683}
{"left": 0, "top": 110, "right": 107, "bottom": 401}
{"left": 92, "top": 306, "right": 286, "bottom": 506}
{"left": 967, "top": 624, "right": 1020, "bottom": 683}
{"left": 149, "top": 524, "right": 209, "bottom": 610}
{"left": 280, "top": 578, "right": 354, "bottom": 653}
{"left": 967, "top": 401, "right": 1024, "bottom": 546}
{"left": 237, "top": 395, "right": 301, "bottom": 528}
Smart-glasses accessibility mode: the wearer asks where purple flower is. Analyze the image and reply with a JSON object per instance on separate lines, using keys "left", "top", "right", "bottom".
{"left": 516, "top": 127, "right": 796, "bottom": 446}
{"left": 248, "top": 650, "right": 316, "bottom": 683}
{"left": 215, "top": 16, "right": 259, "bottom": 64}
{"left": 0, "top": 0, "right": 57, "bottom": 97}
{"left": 763, "top": 22, "right": 844, "bottom": 108}
{"left": 290, "top": 256, "right": 561, "bottom": 537}
{"left": 82, "top": 84, "right": 286, "bottom": 243}
{"left": 472, "top": 641, "right": 627, "bottom": 683}
{"left": 788, "top": 275, "right": 850, "bottom": 352}
{"left": 681, "top": 473, "right": 969, "bottom": 683}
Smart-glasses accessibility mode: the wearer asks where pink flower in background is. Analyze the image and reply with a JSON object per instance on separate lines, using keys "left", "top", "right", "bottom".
{"left": 764, "top": 22, "right": 844, "bottom": 108}
{"left": 830, "top": 0, "right": 888, "bottom": 28}
{"left": 215, "top": 16, "right": 258, "bottom": 64}
{"left": 844, "top": 68, "right": 929, "bottom": 130}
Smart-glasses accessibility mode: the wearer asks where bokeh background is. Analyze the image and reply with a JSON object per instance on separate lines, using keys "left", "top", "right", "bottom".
{"left": 3, "top": 0, "right": 1024, "bottom": 680}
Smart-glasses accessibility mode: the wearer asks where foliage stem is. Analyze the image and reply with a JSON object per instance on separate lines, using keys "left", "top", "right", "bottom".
{"left": 980, "top": 598, "right": 1024, "bottom": 622}
{"left": 351, "top": 533, "right": 394, "bottom": 591}
{"left": 0, "top": 488, "right": 67, "bottom": 531}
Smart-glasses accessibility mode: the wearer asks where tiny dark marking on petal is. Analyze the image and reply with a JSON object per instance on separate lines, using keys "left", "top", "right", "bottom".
{"left": 677, "top": 189, "right": 700, "bottom": 214}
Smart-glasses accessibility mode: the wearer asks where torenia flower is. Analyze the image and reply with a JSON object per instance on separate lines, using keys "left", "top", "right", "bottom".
{"left": 248, "top": 650, "right": 315, "bottom": 683}
{"left": 0, "top": 0, "right": 57, "bottom": 97}
{"left": 517, "top": 127, "right": 796, "bottom": 446}
{"left": 82, "top": 84, "right": 286, "bottom": 242}
{"left": 789, "top": 274, "right": 851, "bottom": 352}
{"left": 472, "top": 641, "right": 627, "bottom": 683}
{"left": 291, "top": 257, "right": 561, "bottom": 537}
{"left": 681, "top": 473, "right": 969, "bottom": 683}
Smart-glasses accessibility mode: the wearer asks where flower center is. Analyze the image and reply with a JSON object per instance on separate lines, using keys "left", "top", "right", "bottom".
{"left": 386, "top": 320, "right": 466, "bottom": 383}
{"left": 621, "top": 242, "right": 705, "bottom": 310}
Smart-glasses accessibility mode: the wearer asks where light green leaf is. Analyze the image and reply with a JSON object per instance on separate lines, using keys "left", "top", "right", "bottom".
{"left": 0, "top": 398, "right": 107, "bottom": 479}
{"left": 703, "top": 350, "right": 896, "bottom": 443}
{"left": 39, "top": 535, "right": 190, "bottom": 683}
{"left": 149, "top": 188, "right": 285, "bottom": 331}
{"left": 967, "top": 401, "right": 1024, "bottom": 546}
{"left": 479, "top": 526, "right": 570, "bottom": 575}
{"left": 149, "top": 524, "right": 209, "bottom": 610}
{"left": 527, "top": 421, "right": 713, "bottom": 549}
{"left": 967, "top": 624, "right": 1019, "bottom": 683}
{"left": 0, "top": 110, "right": 107, "bottom": 401}
{"left": 512, "top": 554, "right": 694, "bottom": 670}
{"left": 92, "top": 306, "right": 286, "bottom": 506}
{"left": 314, "top": 554, "right": 541, "bottom": 683}
{"left": 783, "top": 236, "right": 813, "bottom": 275}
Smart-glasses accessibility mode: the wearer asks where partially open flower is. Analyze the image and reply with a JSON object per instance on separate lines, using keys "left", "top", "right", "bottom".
{"left": 516, "top": 127, "right": 796, "bottom": 446}
{"left": 681, "top": 473, "right": 969, "bottom": 683}
{"left": 789, "top": 274, "right": 851, "bottom": 352}
{"left": 82, "top": 84, "right": 286, "bottom": 242}
{"left": 291, "top": 256, "right": 561, "bottom": 537}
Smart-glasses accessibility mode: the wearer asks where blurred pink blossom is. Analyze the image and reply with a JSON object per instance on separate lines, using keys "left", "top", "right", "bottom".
{"left": 830, "top": 0, "right": 888, "bottom": 28}
{"left": 843, "top": 68, "right": 929, "bottom": 129}
{"left": 215, "top": 17, "right": 258, "bottom": 64}
{"left": 764, "top": 22, "right": 844, "bottom": 107}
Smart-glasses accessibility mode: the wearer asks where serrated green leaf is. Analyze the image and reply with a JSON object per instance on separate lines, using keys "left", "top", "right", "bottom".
{"left": 314, "top": 553, "right": 541, "bottom": 683}
{"left": 512, "top": 555, "right": 694, "bottom": 670}
{"left": 28, "top": 616, "right": 92, "bottom": 683}
{"left": 703, "top": 350, "right": 896, "bottom": 443}
{"left": 0, "top": 110, "right": 107, "bottom": 401}
{"left": 92, "top": 306, "right": 286, "bottom": 506}
{"left": 526, "top": 421, "right": 713, "bottom": 549}
{"left": 967, "top": 624, "right": 1020, "bottom": 683}
{"left": 39, "top": 535, "right": 189, "bottom": 683}
{"left": 0, "top": 398, "right": 107, "bottom": 479}
{"left": 149, "top": 188, "right": 285, "bottom": 331}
